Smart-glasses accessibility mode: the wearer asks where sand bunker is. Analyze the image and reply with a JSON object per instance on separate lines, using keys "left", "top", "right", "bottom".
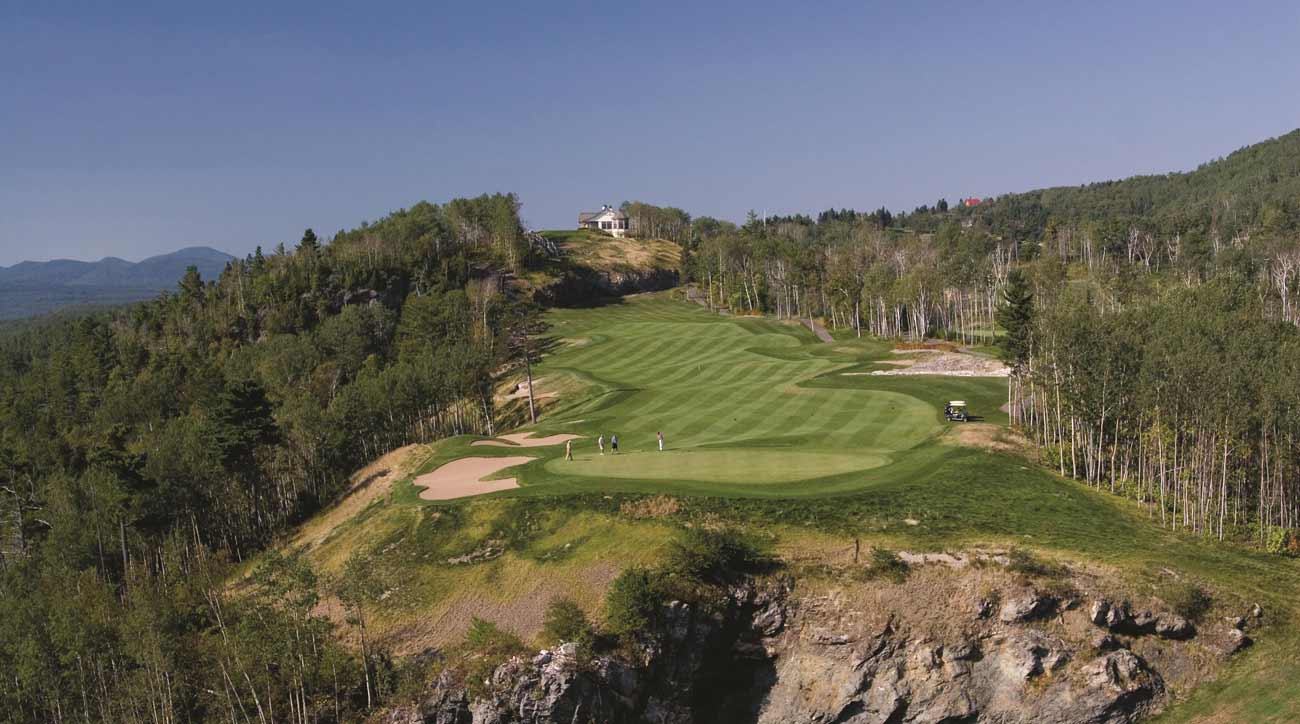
{"left": 412, "top": 456, "right": 534, "bottom": 500}
{"left": 867, "top": 352, "right": 1009, "bottom": 377}
{"left": 472, "top": 432, "right": 583, "bottom": 448}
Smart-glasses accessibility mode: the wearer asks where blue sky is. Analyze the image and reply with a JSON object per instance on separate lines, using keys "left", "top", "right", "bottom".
{"left": 2, "top": 0, "right": 1299, "bottom": 266}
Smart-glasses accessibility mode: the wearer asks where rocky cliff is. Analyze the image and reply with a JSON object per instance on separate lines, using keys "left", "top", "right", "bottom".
{"left": 537, "top": 266, "right": 680, "bottom": 307}
{"left": 387, "top": 556, "right": 1261, "bottom": 724}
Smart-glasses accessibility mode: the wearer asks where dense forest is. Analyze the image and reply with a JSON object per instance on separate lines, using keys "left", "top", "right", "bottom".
{"left": 0, "top": 193, "right": 546, "bottom": 722}
{"left": 951, "top": 128, "right": 1300, "bottom": 246}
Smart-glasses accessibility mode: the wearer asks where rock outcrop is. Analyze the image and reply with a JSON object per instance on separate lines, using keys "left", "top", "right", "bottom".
{"left": 389, "top": 567, "right": 1251, "bottom": 724}
{"left": 537, "top": 266, "right": 679, "bottom": 307}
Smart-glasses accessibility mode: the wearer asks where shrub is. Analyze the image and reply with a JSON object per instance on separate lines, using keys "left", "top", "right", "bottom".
{"left": 543, "top": 597, "right": 594, "bottom": 647}
{"left": 604, "top": 567, "right": 665, "bottom": 643}
{"left": 1162, "top": 582, "right": 1212, "bottom": 622}
{"left": 458, "top": 617, "right": 528, "bottom": 696}
{"left": 1262, "top": 527, "right": 1300, "bottom": 556}
{"left": 464, "top": 617, "right": 525, "bottom": 656}
{"left": 664, "top": 527, "right": 769, "bottom": 584}
{"left": 867, "top": 548, "right": 909, "bottom": 583}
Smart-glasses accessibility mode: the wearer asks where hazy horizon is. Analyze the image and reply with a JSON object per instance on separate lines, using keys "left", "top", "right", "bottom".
{"left": 4, "top": 0, "right": 1299, "bottom": 266}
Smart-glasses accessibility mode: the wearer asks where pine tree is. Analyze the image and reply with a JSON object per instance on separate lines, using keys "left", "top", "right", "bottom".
{"left": 997, "top": 269, "right": 1034, "bottom": 370}
{"left": 298, "top": 228, "right": 319, "bottom": 253}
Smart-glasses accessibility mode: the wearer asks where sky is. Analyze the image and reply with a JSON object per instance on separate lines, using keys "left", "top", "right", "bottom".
{"left": 2, "top": 0, "right": 1299, "bottom": 266}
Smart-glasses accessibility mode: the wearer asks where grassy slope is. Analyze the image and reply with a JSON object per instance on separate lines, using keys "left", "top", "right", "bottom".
{"left": 541, "top": 228, "right": 681, "bottom": 273}
{"left": 287, "top": 291, "right": 1298, "bottom": 721}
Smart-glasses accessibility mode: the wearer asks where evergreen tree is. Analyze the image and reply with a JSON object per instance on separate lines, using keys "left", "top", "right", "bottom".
{"left": 298, "top": 228, "right": 319, "bottom": 253}
{"left": 996, "top": 269, "right": 1034, "bottom": 369}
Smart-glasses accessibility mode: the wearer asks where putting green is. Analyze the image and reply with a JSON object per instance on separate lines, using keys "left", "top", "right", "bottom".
{"left": 544, "top": 448, "right": 892, "bottom": 484}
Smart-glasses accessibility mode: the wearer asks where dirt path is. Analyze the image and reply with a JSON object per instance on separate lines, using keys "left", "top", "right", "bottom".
{"left": 411, "top": 456, "right": 535, "bottom": 500}
{"left": 471, "top": 432, "right": 583, "bottom": 448}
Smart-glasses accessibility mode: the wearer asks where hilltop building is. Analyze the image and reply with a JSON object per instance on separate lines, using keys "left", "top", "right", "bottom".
{"left": 579, "top": 205, "right": 629, "bottom": 237}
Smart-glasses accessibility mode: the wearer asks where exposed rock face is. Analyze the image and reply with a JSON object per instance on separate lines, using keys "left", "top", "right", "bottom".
{"left": 538, "top": 266, "right": 680, "bottom": 306}
{"left": 1091, "top": 599, "right": 1196, "bottom": 640}
{"left": 390, "top": 571, "right": 1246, "bottom": 724}
{"left": 999, "top": 588, "right": 1052, "bottom": 623}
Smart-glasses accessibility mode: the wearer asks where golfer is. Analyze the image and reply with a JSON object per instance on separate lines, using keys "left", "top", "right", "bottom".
{"left": 565, "top": 439, "right": 573, "bottom": 461}
{"left": 597, "top": 434, "right": 605, "bottom": 455}
{"left": 657, "top": 431, "right": 664, "bottom": 451}
{"left": 611, "top": 433, "right": 619, "bottom": 453}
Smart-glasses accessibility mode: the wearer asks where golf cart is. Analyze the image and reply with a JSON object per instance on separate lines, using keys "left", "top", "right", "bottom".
{"left": 944, "top": 400, "right": 969, "bottom": 422}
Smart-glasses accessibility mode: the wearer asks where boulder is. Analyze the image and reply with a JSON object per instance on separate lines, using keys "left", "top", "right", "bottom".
{"left": 1218, "top": 627, "right": 1253, "bottom": 656}
{"left": 1153, "top": 614, "right": 1195, "bottom": 640}
{"left": 1089, "top": 599, "right": 1111, "bottom": 625}
{"left": 999, "top": 589, "right": 1051, "bottom": 623}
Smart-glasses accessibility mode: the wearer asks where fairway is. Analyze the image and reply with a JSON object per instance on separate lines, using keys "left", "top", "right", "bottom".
{"left": 406, "top": 292, "right": 1014, "bottom": 498}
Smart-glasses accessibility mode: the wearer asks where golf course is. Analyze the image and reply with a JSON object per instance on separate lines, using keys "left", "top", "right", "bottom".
{"left": 402, "top": 291, "right": 1011, "bottom": 500}
{"left": 283, "top": 288, "right": 1300, "bottom": 724}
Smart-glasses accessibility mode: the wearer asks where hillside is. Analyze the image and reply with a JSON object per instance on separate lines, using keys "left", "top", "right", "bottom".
{"left": 530, "top": 228, "right": 682, "bottom": 303}
{"left": 959, "top": 127, "right": 1300, "bottom": 241}
{"left": 542, "top": 228, "right": 682, "bottom": 274}
{"left": 0, "top": 246, "right": 235, "bottom": 319}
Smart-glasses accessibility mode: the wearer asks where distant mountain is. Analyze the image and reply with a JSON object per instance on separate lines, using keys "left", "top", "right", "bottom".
{"left": 0, "top": 246, "right": 235, "bottom": 320}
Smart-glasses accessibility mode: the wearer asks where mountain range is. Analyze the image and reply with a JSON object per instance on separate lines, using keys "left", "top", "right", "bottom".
{"left": 0, "top": 246, "right": 235, "bottom": 320}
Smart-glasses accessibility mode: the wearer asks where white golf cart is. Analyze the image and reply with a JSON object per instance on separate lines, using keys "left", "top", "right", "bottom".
{"left": 944, "top": 400, "right": 969, "bottom": 422}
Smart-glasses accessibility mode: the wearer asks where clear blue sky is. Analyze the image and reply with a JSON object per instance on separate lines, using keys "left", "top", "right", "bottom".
{"left": 3, "top": 0, "right": 1299, "bottom": 266}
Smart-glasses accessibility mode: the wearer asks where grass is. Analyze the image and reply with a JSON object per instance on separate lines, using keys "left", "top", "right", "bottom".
{"left": 540, "top": 228, "right": 681, "bottom": 274}
{"left": 277, "top": 290, "right": 1300, "bottom": 721}
{"left": 395, "top": 293, "right": 1000, "bottom": 498}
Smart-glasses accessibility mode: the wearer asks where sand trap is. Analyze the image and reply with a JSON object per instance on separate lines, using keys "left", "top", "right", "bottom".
{"left": 870, "top": 352, "right": 1009, "bottom": 377}
{"left": 472, "top": 432, "right": 583, "bottom": 448}
{"left": 412, "top": 456, "right": 534, "bottom": 500}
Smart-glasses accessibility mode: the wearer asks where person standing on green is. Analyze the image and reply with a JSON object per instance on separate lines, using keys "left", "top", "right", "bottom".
{"left": 565, "top": 439, "right": 573, "bottom": 461}
{"left": 611, "top": 433, "right": 619, "bottom": 453}
{"left": 597, "top": 434, "right": 605, "bottom": 455}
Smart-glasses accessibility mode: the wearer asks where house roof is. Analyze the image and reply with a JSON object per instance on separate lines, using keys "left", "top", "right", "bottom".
{"left": 579, "top": 206, "right": 628, "bottom": 222}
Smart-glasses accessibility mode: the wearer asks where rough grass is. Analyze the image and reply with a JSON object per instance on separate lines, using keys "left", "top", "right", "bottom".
{"left": 541, "top": 228, "right": 681, "bottom": 274}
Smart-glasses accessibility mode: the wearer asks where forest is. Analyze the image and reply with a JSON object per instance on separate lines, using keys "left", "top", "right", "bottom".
{"left": 0, "top": 193, "right": 543, "bottom": 722}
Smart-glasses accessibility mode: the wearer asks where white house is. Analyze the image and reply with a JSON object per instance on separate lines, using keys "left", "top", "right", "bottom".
{"left": 578, "top": 205, "right": 629, "bottom": 238}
